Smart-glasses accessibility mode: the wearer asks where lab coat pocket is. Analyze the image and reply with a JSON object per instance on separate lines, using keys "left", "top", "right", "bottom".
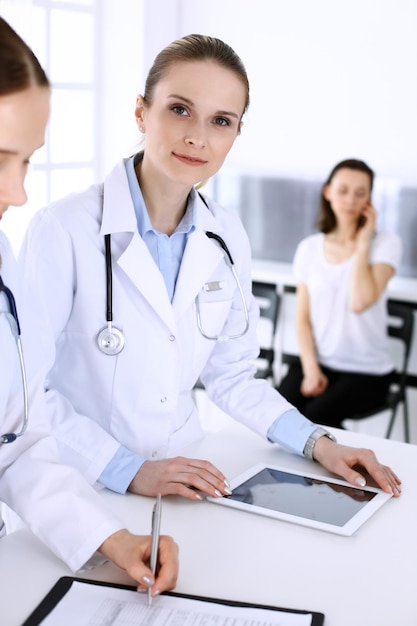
{"left": 196, "top": 297, "right": 233, "bottom": 338}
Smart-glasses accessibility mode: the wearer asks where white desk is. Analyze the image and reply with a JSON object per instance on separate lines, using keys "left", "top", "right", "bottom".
{"left": 1, "top": 422, "right": 416, "bottom": 626}
{"left": 252, "top": 259, "right": 417, "bottom": 304}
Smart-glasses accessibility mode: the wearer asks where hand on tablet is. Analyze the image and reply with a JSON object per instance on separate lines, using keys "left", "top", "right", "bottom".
{"left": 98, "top": 529, "right": 179, "bottom": 594}
{"left": 312, "top": 437, "right": 402, "bottom": 497}
{"left": 129, "top": 457, "right": 232, "bottom": 501}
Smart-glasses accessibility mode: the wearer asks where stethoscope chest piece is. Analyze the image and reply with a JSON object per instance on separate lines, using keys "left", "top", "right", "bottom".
{"left": 97, "top": 324, "right": 125, "bottom": 355}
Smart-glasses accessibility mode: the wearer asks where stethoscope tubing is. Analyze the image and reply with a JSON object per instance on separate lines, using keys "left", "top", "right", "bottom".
{"left": 0, "top": 277, "right": 29, "bottom": 443}
{"left": 98, "top": 228, "right": 250, "bottom": 353}
{"left": 196, "top": 232, "right": 250, "bottom": 341}
{"left": 104, "top": 234, "right": 113, "bottom": 322}
{"left": 97, "top": 234, "right": 125, "bottom": 355}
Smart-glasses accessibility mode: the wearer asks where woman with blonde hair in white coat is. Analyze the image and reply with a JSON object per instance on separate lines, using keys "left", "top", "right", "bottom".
{"left": 19, "top": 34, "right": 401, "bottom": 503}
{"left": 0, "top": 15, "right": 178, "bottom": 596}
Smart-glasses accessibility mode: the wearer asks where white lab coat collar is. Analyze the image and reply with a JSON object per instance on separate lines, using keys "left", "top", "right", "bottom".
{"left": 172, "top": 192, "right": 226, "bottom": 316}
{"left": 99, "top": 162, "right": 226, "bottom": 330}
{"left": 100, "top": 159, "right": 137, "bottom": 235}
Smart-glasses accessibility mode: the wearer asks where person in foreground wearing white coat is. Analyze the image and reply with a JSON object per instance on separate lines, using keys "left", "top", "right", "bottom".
{"left": 0, "top": 16, "right": 178, "bottom": 593}
{"left": 19, "top": 34, "right": 401, "bottom": 503}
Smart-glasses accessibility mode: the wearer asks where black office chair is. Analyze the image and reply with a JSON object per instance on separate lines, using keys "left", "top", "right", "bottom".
{"left": 344, "top": 300, "right": 415, "bottom": 443}
{"left": 252, "top": 280, "right": 281, "bottom": 383}
{"left": 281, "top": 300, "right": 415, "bottom": 443}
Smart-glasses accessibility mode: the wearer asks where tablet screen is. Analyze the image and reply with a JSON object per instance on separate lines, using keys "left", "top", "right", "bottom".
{"left": 228, "top": 467, "right": 376, "bottom": 527}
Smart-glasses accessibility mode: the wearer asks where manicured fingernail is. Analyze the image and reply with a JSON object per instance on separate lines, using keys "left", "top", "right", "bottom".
{"left": 142, "top": 575, "right": 154, "bottom": 586}
{"left": 153, "top": 589, "right": 161, "bottom": 597}
{"left": 214, "top": 489, "right": 222, "bottom": 497}
{"left": 224, "top": 487, "right": 232, "bottom": 495}
{"left": 355, "top": 477, "right": 366, "bottom": 487}
{"left": 224, "top": 479, "right": 231, "bottom": 488}
{"left": 195, "top": 493, "right": 203, "bottom": 501}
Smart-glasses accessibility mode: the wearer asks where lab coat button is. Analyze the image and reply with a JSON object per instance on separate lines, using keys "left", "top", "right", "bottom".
{"left": 160, "top": 396, "right": 167, "bottom": 403}
{"left": 169, "top": 334, "right": 176, "bottom": 342}
{"left": 151, "top": 451, "right": 157, "bottom": 458}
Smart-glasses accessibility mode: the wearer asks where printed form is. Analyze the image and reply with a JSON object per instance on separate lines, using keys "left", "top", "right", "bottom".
{"left": 40, "top": 581, "right": 314, "bottom": 625}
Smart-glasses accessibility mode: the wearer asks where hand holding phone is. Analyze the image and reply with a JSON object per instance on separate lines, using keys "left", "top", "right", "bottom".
{"left": 357, "top": 201, "right": 376, "bottom": 242}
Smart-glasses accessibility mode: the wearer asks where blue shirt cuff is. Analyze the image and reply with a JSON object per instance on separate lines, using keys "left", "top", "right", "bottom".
{"left": 267, "top": 409, "right": 318, "bottom": 456}
{"left": 98, "top": 445, "right": 145, "bottom": 494}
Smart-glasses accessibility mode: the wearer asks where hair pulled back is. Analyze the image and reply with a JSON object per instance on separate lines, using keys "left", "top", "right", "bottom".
{"left": 0, "top": 16, "right": 49, "bottom": 95}
{"left": 143, "top": 34, "right": 250, "bottom": 116}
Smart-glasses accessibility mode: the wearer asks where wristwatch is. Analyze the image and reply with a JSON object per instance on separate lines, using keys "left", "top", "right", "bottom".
{"left": 303, "top": 427, "right": 337, "bottom": 461}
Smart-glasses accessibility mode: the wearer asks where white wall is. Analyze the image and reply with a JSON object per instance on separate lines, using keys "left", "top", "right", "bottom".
{"left": 99, "top": 0, "right": 145, "bottom": 177}
{"left": 3, "top": 1, "right": 416, "bottom": 201}
{"left": 124, "top": 0, "right": 417, "bottom": 185}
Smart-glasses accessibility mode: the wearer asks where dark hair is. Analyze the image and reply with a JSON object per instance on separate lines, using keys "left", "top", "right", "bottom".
{"left": 0, "top": 16, "right": 50, "bottom": 95}
{"left": 143, "top": 34, "right": 250, "bottom": 117}
{"left": 316, "top": 158, "right": 374, "bottom": 233}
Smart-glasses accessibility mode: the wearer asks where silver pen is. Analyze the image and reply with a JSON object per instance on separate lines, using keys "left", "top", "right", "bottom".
{"left": 148, "top": 493, "right": 162, "bottom": 608}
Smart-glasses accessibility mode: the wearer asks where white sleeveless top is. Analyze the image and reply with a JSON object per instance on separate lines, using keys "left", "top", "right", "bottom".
{"left": 294, "top": 231, "right": 402, "bottom": 374}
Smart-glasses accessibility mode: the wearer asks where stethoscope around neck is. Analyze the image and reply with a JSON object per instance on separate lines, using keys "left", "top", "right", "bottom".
{"left": 97, "top": 230, "right": 250, "bottom": 355}
{"left": 0, "top": 276, "right": 29, "bottom": 444}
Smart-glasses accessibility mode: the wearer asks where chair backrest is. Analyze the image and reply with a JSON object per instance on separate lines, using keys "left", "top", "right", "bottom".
{"left": 252, "top": 281, "right": 281, "bottom": 380}
{"left": 387, "top": 300, "right": 415, "bottom": 382}
{"left": 253, "top": 281, "right": 280, "bottom": 331}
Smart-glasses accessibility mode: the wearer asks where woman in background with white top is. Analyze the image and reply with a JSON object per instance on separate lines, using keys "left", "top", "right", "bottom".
{"left": 278, "top": 158, "right": 402, "bottom": 428}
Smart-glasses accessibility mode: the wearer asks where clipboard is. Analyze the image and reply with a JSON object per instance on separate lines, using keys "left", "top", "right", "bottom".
{"left": 22, "top": 576, "right": 325, "bottom": 625}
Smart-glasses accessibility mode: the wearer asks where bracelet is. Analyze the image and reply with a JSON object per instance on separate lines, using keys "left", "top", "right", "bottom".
{"left": 303, "top": 427, "right": 337, "bottom": 461}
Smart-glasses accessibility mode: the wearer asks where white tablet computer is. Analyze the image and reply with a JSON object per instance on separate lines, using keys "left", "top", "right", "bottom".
{"left": 207, "top": 463, "right": 392, "bottom": 536}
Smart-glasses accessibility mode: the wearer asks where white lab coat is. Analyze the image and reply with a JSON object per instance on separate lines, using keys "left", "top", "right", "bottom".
{"left": 0, "top": 232, "right": 123, "bottom": 571}
{"left": 19, "top": 159, "right": 295, "bottom": 485}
